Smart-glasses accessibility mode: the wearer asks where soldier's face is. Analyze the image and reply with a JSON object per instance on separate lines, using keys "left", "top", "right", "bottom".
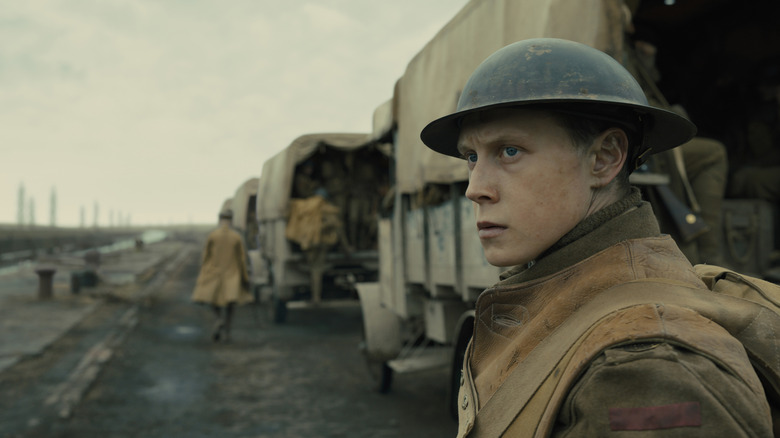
{"left": 458, "top": 108, "right": 595, "bottom": 267}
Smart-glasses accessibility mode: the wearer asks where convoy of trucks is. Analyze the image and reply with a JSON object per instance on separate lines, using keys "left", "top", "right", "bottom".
{"left": 216, "top": 0, "right": 778, "bottom": 419}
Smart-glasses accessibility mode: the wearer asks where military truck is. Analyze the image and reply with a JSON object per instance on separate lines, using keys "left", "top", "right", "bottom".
{"left": 256, "top": 133, "right": 391, "bottom": 323}
{"left": 357, "top": 0, "right": 780, "bottom": 418}
{"left": 219, "top": 198, "right": 232, "bottom": 216}
{"left": 229, "top": 177, "right": 269, "bottom": 296}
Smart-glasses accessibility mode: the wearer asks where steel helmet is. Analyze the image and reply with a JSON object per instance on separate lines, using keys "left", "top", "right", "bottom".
{"left": 420, "top": 38, "right": 696, "bottom": 171}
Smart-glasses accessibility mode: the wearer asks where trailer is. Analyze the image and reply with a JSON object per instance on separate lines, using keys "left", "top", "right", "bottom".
{"left": 256, "top": 133, "right": 391, "bottom": 323}
{"left": 357, "top": 0, "right": 780, "bottom": 418}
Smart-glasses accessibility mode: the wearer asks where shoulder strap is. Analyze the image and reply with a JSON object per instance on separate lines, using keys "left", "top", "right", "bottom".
{"left": 470, "top": 278, "right": 780, "bottom": 438}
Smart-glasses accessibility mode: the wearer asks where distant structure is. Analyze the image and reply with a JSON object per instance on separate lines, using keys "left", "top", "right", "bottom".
{"left": 93, "top": 201, "right": 99, "bottom": 228}
{"left": 17, "top": 183, "right": 25, "bottom": 225}
{"left": 50, "top": 187, "right": 57, "bottom": 227}
{"left": 110, "top": 209, "right": 114, "bottom": 227}
{"left": 28, "top": 198, "right": 35, "bottom": 227}
{"left": 80, "top": 206, "right": 86, "bottom": 227}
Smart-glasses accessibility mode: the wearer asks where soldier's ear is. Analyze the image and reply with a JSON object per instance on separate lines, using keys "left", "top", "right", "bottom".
{"left": 590, "top": 128, "right": 628, "bottom": 188}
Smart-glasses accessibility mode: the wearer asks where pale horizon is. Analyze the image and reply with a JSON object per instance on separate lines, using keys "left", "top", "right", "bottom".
{"left": 1, "top": 0, "right": 469, "bottom": 227}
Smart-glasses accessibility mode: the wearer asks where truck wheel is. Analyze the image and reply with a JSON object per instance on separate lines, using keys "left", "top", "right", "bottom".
{"left": 251, "top": 285, "right": 261, "bottom": 324}
{"left": 366, "top": 359, "right": 393, "bottom": 394}
{"left": 270, "top": 296, "right": 287, "bottom": 324}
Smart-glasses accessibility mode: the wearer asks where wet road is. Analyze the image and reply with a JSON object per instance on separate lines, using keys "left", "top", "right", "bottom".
{"left": 1, "top": 247, "right": 457, "bottom": 438}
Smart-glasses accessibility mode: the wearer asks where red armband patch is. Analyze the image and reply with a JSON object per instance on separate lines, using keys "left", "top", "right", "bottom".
{"left": 609, "top": 402, "right": 701, "bottom": 431}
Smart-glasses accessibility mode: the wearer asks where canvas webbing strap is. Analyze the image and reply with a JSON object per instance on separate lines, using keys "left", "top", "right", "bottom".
{"left": 470, "top": 278, "right": 780, "bottom": 437}
{"left": 671, "top": 146, "right": 702, "bottom": 213}
{"left": 629, "top": 47, "right": 701, "bottom": 213}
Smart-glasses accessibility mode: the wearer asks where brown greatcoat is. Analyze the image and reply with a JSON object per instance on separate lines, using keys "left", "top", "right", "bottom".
{"left": 457, "top": 189, "right": 775, "bottom": 437}
{"left": 191, "top": 224, "right": 252, "bottom": 307}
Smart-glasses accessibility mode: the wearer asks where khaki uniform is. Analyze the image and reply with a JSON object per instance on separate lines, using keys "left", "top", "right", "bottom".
{"left": 728, "top": 120, "right": 780, "bottom": 202}
{"left": 191, "top": 224, "right": 252, "bottom": 307}
{"left": 625, "top": 41, "right": 730, "bottom": 266}
{"left": 457, "top": 189, "right": 774, "bottom": 437}
{"left": 649, "top": 138, "right": 729, "bottom": 265}
{"left": 285, "top": 195, "right": 349, "bottom": 303}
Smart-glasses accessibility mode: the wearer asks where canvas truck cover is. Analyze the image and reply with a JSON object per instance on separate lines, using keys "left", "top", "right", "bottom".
{"left": 393, "top": 0, "right": 626, "bottom": 194}
{"left": 256, "top": 133, "right": 374, "bottom": 221}
{"left": 371, "top": 98, "right": 395, "bottom": 143}
{"left": 220, "top": 197, "right": 233, "bottom": 215}
{"left": 231, "top": 177, "right": 259, "bottom": 232}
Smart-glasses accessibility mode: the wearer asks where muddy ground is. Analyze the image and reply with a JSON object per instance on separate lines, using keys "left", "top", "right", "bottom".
{"left": 0, "top": 248, "right": 457, "bottom": 438}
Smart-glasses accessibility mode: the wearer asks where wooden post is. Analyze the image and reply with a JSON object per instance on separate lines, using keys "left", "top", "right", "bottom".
{"left": 35, "top": 267, "right": 57, "bottom": 300}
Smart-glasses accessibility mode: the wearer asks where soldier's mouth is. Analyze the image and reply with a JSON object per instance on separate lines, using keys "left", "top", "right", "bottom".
{"left": 477, "top": 221, "right": 506, "bottom": 239}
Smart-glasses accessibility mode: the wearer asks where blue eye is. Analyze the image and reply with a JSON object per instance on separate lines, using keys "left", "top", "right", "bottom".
{"left": 503, "top": 147, "right": 518, "bottom": 157}
{"left": 466, "top": 153, "right": 477, "bottom": 163}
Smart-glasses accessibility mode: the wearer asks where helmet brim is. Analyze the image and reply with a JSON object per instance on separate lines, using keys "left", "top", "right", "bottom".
{"left": 420, "top": 99, "right": 697, "bottom": 168}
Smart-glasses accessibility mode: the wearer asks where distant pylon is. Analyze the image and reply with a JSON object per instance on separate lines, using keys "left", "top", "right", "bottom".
{"left": 28, "top": 198, "right": 35, "bottom": 227}
{"left": 17, "top": 183, "right": 25, "bottom": 225}
{"left": 50, "top": 187, "right": 57, "bottom": 227}
{"left": 93, "top": 201, "right": 99, "bottom": 228}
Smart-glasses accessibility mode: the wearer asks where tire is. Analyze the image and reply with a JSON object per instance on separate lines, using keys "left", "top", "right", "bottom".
{"left": 360, "top": 321, "right": 393, "bottom": 394}
{"left": 270, "top": 295, "right": 287, "bottom": 324}
{"left": 252, "top": 284, "right": 261, "bottom": 302}
{"left": 366, "top": 359, "right": 393, "bottom": 394}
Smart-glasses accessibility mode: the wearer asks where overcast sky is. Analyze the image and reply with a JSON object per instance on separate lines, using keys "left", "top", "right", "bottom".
{"left": 1, "top": 0, "right": 468, "bottom": 227}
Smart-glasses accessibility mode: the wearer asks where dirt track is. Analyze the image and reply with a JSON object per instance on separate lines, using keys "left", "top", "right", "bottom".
{"left": 1, "top": 248, "right": 457, "bottom": 438}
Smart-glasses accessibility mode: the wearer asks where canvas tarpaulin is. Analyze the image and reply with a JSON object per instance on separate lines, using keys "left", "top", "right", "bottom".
{"left": 231, "top": 177, "right": 258, "bottom": 232}
{"left": 220, "top": 198, "right": 232, "bottom": 215}
{"left": 392, "top": 0, "right": 627, "bottom": 194}
{"left": 256, "top": 133, "right": 374, "bottom": 221}
{"left": 284, "top": 195, "right": 343, "bottom": 251}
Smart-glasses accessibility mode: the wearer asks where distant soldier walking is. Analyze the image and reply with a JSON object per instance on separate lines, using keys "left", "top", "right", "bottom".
{"left": 192, "top": 210, "right": 252, "bottom": 342}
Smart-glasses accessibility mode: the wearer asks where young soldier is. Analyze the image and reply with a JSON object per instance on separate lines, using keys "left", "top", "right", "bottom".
{"left": 421, "top": 38, "right": 776, "bottom": 437}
